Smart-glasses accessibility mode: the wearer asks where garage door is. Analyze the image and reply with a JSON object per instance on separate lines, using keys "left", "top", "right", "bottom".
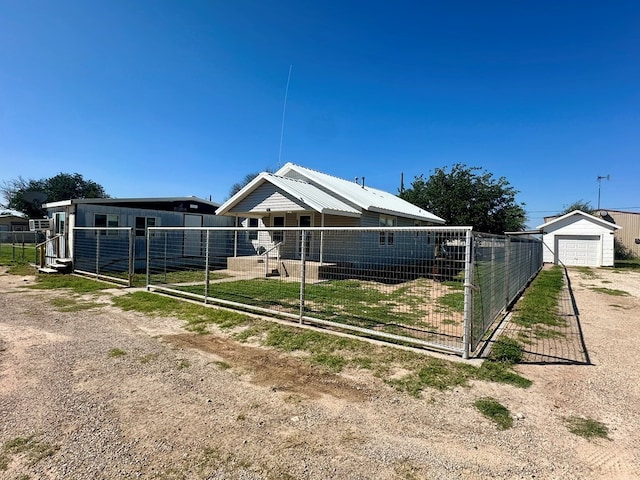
{"left": 556, "top": 235, "right": 600, "bottom": 266}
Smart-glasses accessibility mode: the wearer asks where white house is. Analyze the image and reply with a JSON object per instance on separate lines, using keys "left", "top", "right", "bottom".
{"left": 537, "top": 210, "right": 621, "bottom": 267}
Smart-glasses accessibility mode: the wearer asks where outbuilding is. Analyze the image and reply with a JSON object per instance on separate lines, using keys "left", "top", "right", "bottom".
{"left": 537, "top": 210, "right": 621, "bottom": 267}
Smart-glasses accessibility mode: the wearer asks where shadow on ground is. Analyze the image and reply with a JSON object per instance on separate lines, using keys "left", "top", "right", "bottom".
{"left": 497, "top": 266, "right": 591, "bottom": 365}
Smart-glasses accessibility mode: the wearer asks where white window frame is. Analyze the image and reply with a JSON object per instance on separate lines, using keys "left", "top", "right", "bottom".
{"left": 95, "top": 213, "right": 120, "bottom": 235}
{"left": 135, "top": 216, "right": 157, "bottom": 237}
{"left": 246, "top": 217, "right": 259, "bottom": 241}
{"left": 272, "top": 216, "right": 285, "bottom": 244}
{"left": 379, "top": 214, "right": 397, "bottom": 246}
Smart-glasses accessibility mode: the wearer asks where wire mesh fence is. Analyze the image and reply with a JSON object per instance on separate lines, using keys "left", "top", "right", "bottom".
{"left": 0, "top": 233, "right": 38, "bottom": 264}
{"left": 145, "top": 226, "right": 536, "bottom": 355}
{"left": 62, "top": 225, "right": 543, "bottom": 356}
{"left": 72, "top": 227, "right": 134, "bottom": 286}
{"left": 470, "top": 233, "right": 543, "bottom": 351}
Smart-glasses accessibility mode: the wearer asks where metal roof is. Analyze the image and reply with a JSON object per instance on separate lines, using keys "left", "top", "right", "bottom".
{"left": 215, "top": 173, "right": 362, "bottom": 217}
{"left": 267, "top": 175, "right": 361, "bottom": 216}
{"left": 275, "top": 163, "right": 445, "bottom": 223}
{"left": 536, "top": 210, "right": 622, "bottom": 230}
{"left": 43, "top": 196, "right": 220, "bottom": 209}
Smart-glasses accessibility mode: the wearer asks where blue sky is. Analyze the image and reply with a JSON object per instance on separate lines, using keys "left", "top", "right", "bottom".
{"left": 1, "top": 0, "right": 638, "bottom": 228}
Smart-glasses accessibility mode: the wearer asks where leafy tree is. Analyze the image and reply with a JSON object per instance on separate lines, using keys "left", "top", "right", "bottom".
{"left": 399, "top": 164, "right": 526, "bottom": 234}
{"left": 558, "top": 200, "right": 594, "bottom": 216}
{"left": 1, "top": 173, "right": 108, "bottom": 218}
{"left": 227, "top": 167, "right": 275, "bottom": 200}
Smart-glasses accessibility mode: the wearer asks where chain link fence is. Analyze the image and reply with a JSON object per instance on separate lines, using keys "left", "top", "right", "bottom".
{"left": 145, "top": 226, "right": 542, "bottom": 356}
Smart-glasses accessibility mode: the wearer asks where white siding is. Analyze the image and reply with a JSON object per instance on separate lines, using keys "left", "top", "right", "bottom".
{"left": 234, "top": 183, "right": 306, "bottom": 213}
{"left": 542, "top": 216, "right": 616, "bottom": 267}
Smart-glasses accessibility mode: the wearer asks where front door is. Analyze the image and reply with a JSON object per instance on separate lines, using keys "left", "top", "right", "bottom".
{"left": 297, "top": 214, "right": 312, "bottom": 258}
{"left": 54, "top": 212, "right": 66, "bottom": 258}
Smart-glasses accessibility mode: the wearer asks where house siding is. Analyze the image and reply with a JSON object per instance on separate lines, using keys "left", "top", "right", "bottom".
{"left": 234, "top": 183, "right": 306, "bottom": 213}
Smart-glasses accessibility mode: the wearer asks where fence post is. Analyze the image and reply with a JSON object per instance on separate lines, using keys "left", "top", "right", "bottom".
{"left": 204, "top": 229, "right": 210, "bottom": 303}
{"left": 128, "top": 228, "right": 134, "bottom": 287}
{"left": 146, "top": 229, "right": 151, "bottom": 290}
{"left": 96, "top": 231, "right": 101, "bottom": 276}
{"left": 299, "top": 229, "right": 306, "bottom": 324}
{"left": 462, "top": 229, "right": 474, "bottom": 359}
{"left": 163, "top": 231, "right": 168, "bottom": 283}
{"left": 505, "top": 236, "right": 511, "bottom": 308}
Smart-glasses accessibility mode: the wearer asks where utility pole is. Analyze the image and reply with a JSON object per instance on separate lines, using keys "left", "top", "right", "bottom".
{"left": 597, "top": 174, "right": 610, "bottom": 210}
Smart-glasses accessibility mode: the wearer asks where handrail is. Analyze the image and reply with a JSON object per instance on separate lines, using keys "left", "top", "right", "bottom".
{"left": 35, "top": 234, "right": 62, "bottom": 250}
{"left": 35, "top": 234, "right": 63, "bottom": 267}
{"left": 260, "top": 242, "right": 282, "bottom": 277}
{"left": 258, "top": 241, "right": 282, "bottom": 258}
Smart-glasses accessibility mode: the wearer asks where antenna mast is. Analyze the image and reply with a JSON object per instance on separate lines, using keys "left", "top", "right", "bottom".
{"left": 597, "top": 174, "right": 610, "bottom": 210}
{"left": 278, "top": 64, "right": 293, "bottom": 168}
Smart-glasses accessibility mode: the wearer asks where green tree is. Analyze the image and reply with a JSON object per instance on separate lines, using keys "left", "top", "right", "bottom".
{"left": 558, "top": 200, "right": 594, "bottom": 216}
{"left": 1, "top": 173, "right": 108, "bottom": 218}
{"left": 227, "top": 167, "right": 275, "bottom": 200}
{"left": 399, "top": 164, "right": 526, "bottom": 234}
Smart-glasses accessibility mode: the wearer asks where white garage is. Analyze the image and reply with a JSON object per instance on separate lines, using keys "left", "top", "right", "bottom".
{"left": 537, "top": 210, "right": 621, "bottom": 267}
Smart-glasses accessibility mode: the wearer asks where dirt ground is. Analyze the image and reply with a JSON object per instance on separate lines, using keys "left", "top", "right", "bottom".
{"left": 1, "top": 266, "right": 639, "bottom": 479}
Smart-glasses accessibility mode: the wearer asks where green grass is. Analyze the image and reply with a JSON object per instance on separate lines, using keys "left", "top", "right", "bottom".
{"left": 613, "top": 258, "right": 640, "bottom": 270}
{"left": 108, "top": 348, "right": 126, "bottom": 357}
{"left": 112, "top": 291, "right": 251, "bottom": 333}
{"left": 564, "top": 416, "right": 609, "bottom": 440}
{"left": 244, "top": 321, "right": 530, "bottom": 393}
{"left": 1, "top": 435, "right": 59, "bottom": 469}
{"left": 0, "top": 244, "right": 36, "bottom": 266}
{"left": 110, "top": 289, "right": 530, "bottom": 396}
{"left": 49, "top": 297, "right": 104, "bottom": 312}
{"left": 489, "top": 336, "right": 524, "bottom": 364}
{"left": 512, "top": 266, "right": 566, "bottom": 337}
{"left": 0, "top": 243, "right": 37, "bottom": 275}
{"left": 589, "top": 287, "right": 630, "bottom": 296}
{"left": 573, "top": 266, "right": 599, "bottom": 279}
{"left": 28, "top": 274, "right": 114, "bottom": 293}
{"left": 173, "top": 277, "right": 463, "bottom": 332}
{"left": 110, "top": 269, "right": 232, "bottom": 287}
{"left": 474, "top": 397, "right": 513, "bottom": 430}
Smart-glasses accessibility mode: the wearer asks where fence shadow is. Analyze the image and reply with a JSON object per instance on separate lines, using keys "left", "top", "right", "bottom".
{"left": 496, "top": 266, "right": 591, "bottom": 365}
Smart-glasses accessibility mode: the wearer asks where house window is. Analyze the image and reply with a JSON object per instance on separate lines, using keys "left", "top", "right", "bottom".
{"left": 379, "top": 214, "right": 396, "bottom": 245}
{"left": 272, "top": 216, "right": 285, "bottom": 243}
{"left": 95, "top": 214, "right": 120, "bottom": 236}
{"left": 95, "top": 213, "right": 119, "bottom": 228}
{"left": 135, "top": 216, "right": 156, "bottom": 237}
{"left": 247, "top": 218, "right": 258, "bottom": 241}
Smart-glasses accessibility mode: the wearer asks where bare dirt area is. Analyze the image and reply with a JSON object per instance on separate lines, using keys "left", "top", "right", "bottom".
{"left": 1, "top": 266, "right": 639, "bottom": 479}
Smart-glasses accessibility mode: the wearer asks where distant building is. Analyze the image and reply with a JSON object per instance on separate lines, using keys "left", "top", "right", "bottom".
{"left": 544, "top": 209, "right": 640, "bottom": 259}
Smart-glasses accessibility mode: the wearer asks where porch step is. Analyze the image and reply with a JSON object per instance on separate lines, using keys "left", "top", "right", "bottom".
{"left": 38, "top": 267, "right": 60, "bottom": 274}
{"left": 38, "top": 258, "right": 73, "bottom": 274}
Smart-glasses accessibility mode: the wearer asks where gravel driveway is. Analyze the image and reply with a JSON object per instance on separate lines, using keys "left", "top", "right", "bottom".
{"left": 1, "top": 266, "right": 639, "bottom": 479}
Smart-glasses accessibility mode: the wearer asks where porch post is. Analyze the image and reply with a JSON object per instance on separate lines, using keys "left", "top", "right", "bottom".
{"left": 320, "top": 212, "right": 325, "bottom": 264}
{"left": 234, "top": 215, "right": 238, "bottom": 257}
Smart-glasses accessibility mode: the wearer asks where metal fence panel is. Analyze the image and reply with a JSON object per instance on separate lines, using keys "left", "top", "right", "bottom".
{"left": 144, "top": 226, "right": 542, "bottom": 357}
{"left": 470, "top": 233, "right": 542, "bottom": 351}
{"left": 147, "top": 226, "right": 472, "bottom": 353}
{"left": 73, "top": 227, "right": 134, "bottom": 286}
